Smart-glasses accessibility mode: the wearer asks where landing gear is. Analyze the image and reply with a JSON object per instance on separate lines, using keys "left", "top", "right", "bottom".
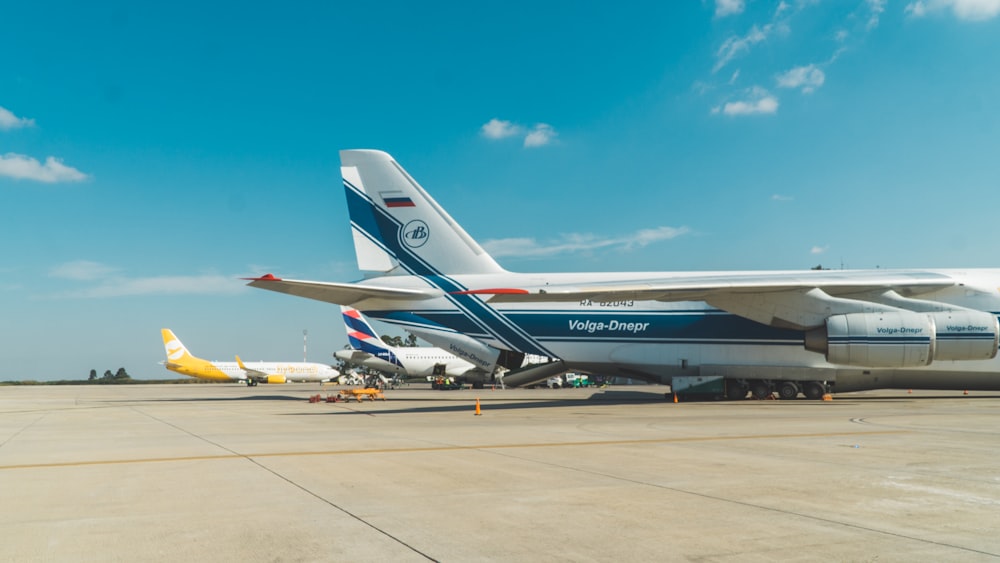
{"left": 777, "top": 381, "right": 800, "bottom": 400}
{"left": 750, "top": 380, "right": 772, "bottom": 400}
{"left": 802, "top": 381, "right": 827, "bottom": 400}
{"left": 725, "top": 379, "right": 747, "bottom": 400}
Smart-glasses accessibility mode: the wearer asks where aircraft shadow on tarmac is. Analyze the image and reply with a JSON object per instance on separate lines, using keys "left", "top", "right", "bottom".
{"left": 121, "top": 389, "right": 674, "bottom": 411}
{"left": 288, "top": 391, "right": 672, "bottom": 415}
{"left": 106, "top": 390, "right": 1000, "bottom": 414}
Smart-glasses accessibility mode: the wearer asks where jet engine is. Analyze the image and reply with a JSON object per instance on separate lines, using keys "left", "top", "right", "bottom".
{"left": 805, "top": 310, "right": 998, "bottom": 368}
{"left": 266, "top": 375, "right": 287, "bottom": 384}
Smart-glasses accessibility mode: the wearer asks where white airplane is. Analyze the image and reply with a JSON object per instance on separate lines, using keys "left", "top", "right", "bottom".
{"left": 161, "top": 329, "right": 340, "bottom": 385}
{"left": 248, "top": 149, "right": 1000, "bottom": 399}
{"left": 335, "top": 305, "right": 495, "bottom": 386}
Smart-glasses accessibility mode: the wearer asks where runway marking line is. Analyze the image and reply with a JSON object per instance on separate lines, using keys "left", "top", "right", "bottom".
{"left": 0, "top": 430, "right": 907, "bottom": 471}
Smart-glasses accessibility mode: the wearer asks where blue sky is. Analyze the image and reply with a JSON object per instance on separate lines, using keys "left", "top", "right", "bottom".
{"left": 3, "top": 1, "right": 999, "bottom": 380}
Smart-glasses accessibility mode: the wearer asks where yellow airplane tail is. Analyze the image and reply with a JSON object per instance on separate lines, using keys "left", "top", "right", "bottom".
{"left": 161, "top": 329, "right": 233, "bottom": 381}
{"left": 161, "top": 328, "right": 198, "bottom": 368}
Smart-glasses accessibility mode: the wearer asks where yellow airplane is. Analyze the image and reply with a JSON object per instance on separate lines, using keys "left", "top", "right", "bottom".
{"left": 161, "top": 329, "right": 340, "bottom": 385}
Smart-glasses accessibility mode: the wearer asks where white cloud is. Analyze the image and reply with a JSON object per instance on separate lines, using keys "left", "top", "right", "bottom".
{"left": 716, "top": 87, "right": 779, "bottom": 116}
{"left": 811, "top": 245, "right": 829, "bottom": 255}
{"left": 483, "top": 226, "right": 690, "bottom": 258}
{"left": 715, "top": 0, "right": 745, "bottom": 17}
{"left": 0, "top": 153, "right": 89, "bottom": 183}
{"left": 866, "top": 0, "right": 887, "bottom": 29}
{"left": 523, "top": 123, "right": 557, "bottom": 148}
{"left": 771, "top": 194, "right": 793, "bottom": 201}
{"left": 50, "top": 260, "right": 119, "bottom": 281}
{"left": 906, "top": 1, "right": 928, "bottom": 15}
{"left": 906, "top": 0, "right": 1000, "bottom": 20}
{"left": 628, "top": 226, "right": 690, "bottom": 249}
{"left": 776, "top": 64, "right": 826, "bottom": 93}
{"left": 0, "top": 106, "right": 35, "bottom": 130}
{"left": 480, "top": 118, "right": 524, "bottom": 139}
{"left": 714, "top": 24, "right": 773, "bottom": 73}
{"left": 48, "top": 260, "right": 247, "bottom": 298}
{"left": 73, "top": 275, "right": 245, "bottom": 298}
{"left": 692, "top": 80, "right": 714, "bottom": 95}
{"left": 481, "top": 118, "right": 557, "bottom": 148}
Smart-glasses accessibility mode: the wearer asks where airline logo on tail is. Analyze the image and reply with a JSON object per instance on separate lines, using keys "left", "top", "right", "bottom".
{"left": 164, "top": 333, "right": 189, "bottom": 362}
{"left": 341, "top": 306, "right": 402, "bottom": 366}
{"left": 402, "top": 220, "right": 429, "bottom": 248}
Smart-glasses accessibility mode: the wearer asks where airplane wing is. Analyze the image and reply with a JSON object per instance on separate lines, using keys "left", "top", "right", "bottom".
{"left": 477, "top": 270, "right": 956, "bottom": 304}
{"left": 234, "top": 355, "right": 267, "bottom": 379}
{"left": 245, "top": 274, "right": 442, "bottom": 306}
{"left": 473, "top": 270, "right": 963, "bottom": 330}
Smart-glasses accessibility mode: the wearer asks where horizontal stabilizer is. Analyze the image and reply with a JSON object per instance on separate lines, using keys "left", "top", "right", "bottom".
{"left": 334, "top": 349, "right": 374, "bottom": 364}
{"left": 246, "top": 274, "right": 442, "bottom": 306}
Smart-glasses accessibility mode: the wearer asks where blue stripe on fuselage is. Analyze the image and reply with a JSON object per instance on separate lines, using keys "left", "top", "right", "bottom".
{"left": 364, "top": 308, "right": 804, "bottom": 348}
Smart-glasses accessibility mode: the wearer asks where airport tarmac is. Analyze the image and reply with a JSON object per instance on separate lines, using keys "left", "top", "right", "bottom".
{"left": 1, "top": 383, "right": 999, "bottom": 562}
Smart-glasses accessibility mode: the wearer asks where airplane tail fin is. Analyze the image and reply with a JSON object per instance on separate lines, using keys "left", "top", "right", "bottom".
{"left": 341, "top": 149, "right": 506, "bottom": 276}
{"left": 161, "top": 329, "right": 198, "bottom": 366}
{"left": 342, "top": 305, "right": 395, "bottom": 355}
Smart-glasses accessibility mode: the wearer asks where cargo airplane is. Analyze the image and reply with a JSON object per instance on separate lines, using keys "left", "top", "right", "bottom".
{"left": 247, "top": 150, "right": 1000, "bottom": 399}
{"left": 161, "top": 329, "right": 340, "bottom": 385}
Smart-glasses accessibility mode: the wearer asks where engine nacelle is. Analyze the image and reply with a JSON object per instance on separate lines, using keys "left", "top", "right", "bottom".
{"left": 806, "top": 312, "right": 935, "bottom": 368}
{"left": 928, "top": 310, "right": 999, "bottom": 362}
{"left": 266, "top": 375, "right": 287, "bottom": 384}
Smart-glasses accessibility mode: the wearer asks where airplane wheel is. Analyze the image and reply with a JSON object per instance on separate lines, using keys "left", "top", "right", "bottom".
{"left": 803, "top": 381, "right": 826, "bottom": 400}
{"left": 750, "top": 381, "right": 772, "bottom": 400}
{"left": 777, "top": 381, "right": 799, "bottom": 400}
{"left": 725, "top": 379, "right": 746, "bottom": 400}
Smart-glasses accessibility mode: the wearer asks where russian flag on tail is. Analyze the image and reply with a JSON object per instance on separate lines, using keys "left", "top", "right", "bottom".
{"left": 380, "top": 190, "right": 416, "bottom": 208}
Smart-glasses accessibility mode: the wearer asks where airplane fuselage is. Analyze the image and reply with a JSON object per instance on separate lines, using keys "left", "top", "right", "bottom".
{"left": 167, "top": 360, "right": 338, "bottom": 383}
{"left": 355, "top": 269, "right": 1000, "bottom": 392}
{"left": 335, "top": 348, "right": 479, "bottom": 378}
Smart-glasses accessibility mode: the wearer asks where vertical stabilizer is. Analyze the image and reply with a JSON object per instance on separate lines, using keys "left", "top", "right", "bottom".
{"left": 162, "top": 329, "right": 197, "bottom": 365}
{"left": 341, "top": 150, "right": 506, "bottom": 276}
{"left": 341, "top": 306, "right": 401, "bottom": 366}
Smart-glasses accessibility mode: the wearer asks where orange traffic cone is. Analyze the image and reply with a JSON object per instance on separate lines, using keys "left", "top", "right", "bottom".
{"left": 673, "top": 393, "right": 678, "bottom": 403}
{"left": 964, "top": 390, "right": 969, "bottom": 395}
{"left": 475, "top": 398, "right": 482, "bottom": 415}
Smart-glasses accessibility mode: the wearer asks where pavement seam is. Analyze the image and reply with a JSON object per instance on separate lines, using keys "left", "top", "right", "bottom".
{"left": 125, "top": 405, "right": 439, "bottom": 562}
{"left": 475, "top": 439, "right": 1000, "bottom": 559}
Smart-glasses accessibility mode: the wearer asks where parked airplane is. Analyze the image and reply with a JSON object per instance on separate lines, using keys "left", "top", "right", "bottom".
{"left": 336, "top": 305, "right": 494, "bottom": 386}
{"left": 248, "top": 149, "right": 1000, "bottom": 399}
{"left": 161, "top": 329, "right": 340, "bottom": 385}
